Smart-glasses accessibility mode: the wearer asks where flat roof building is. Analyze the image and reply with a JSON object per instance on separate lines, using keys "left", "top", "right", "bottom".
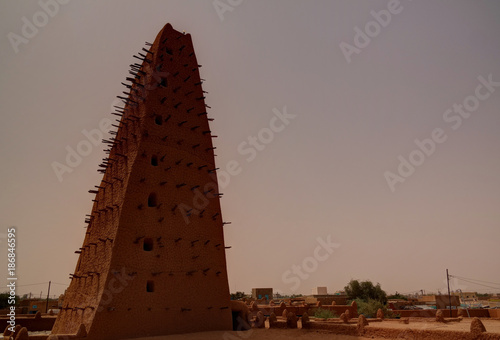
{"left": 252, "top": 288, "right": 273, "bottom": 300}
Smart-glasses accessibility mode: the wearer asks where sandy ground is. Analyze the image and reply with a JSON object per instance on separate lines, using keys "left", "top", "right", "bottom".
{"left": 127, "top": 318, "right": 500, "bottom": 340}
{"left": 5, "top": 330, "right": 380, "bottom": 340}
{"left": 128, "top": 329, "right": 383, "bottom": 340}
{"left": 3, "top": 318, "right": 499, "bottom": 339}
{"left": 369, "top": 318, "right": 500, "bottom": 333}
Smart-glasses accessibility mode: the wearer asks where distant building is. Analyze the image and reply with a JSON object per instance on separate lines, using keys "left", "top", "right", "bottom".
{"left": 18, "top": 299, "right": 59, "bottom": 314}
{"left": 435, "top": 295, "right": 460, "bottom": 309}
{"left": 252, "top": 288, "right": 273, "bottom": 300}
{"left": 453, "top": 291, "right": 478, "bottom": 304}
{"left": 418, "top": 295, "right": 460, "bottom": 309}
{"left": 418, "top": 295, "right": 437, "bottom": 305}
{"left": 312, "top": 287, "right": 328, "bottom": 295}
{"left": 305, "top": 287, "right": 348, "bottom": 305}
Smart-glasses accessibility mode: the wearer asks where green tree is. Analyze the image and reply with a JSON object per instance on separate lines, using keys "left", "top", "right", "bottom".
{"left": 230, "top": 291, "right": 246, "bottom": 300}
{"left": 387, "top": 292, "right": 407, "bottom": 300}
{"left": 311, "top": 307, "right": 337, "bottom": 319}
{"left": 344, "top": 279, "right": 388, "bottom": 304}
{"left": 0, "top": 292, "right": 19, "bottom": 309}
{"left": 356, "top": 298, "right": 388, "bottom": 318}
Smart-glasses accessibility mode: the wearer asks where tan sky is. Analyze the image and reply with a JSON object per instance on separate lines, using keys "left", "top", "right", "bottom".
{"left": 1, "top": 0, "right": 500, "bottom": 299}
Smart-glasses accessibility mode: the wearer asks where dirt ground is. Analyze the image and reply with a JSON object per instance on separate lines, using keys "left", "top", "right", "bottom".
{"left": 4, "top": 329, "right": 379, "bottom": 340}
{"left": 371, "top": 318, "right": 500, "bottom": 333}
{"left": 129, "top": 329, "right": 383, "bottom": 340}
{"left": 128, "top": 318, "right": 500, "bottom": 340}
{"left": 4, "top": 318, "right": 499, "bottom": 339}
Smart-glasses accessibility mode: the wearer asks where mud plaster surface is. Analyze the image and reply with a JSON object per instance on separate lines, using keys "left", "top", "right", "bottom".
{"left": 125, "top": 318, "right": 500, "bottom": 340}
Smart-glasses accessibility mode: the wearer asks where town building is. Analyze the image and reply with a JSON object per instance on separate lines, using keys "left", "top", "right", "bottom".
{"left": 251, "top": 288, "right": 273, "bottom": 300}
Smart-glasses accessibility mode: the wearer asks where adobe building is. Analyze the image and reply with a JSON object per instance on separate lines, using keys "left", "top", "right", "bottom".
{"left": 452, "top": 291, "right": 479, "bottom": 306}
{"left": 311, "top": 287, "right": 328, "bottom": 295}
{"left": 418, "top": 295, "right": 460, "bottom": 309}
{"left": 305, "top": 287, "right": 348, "bottom": 305}
{"left": 435, "top": 295, "right": 460, "bottom": 310}
{"left": 251, "top": 288, "right": 273, "bottom": 300}
{"left": 50, "top": 23, "right": 232, "bottom": 339}
{"left": 18, "top": 299, "right": 59, "bottom": 315}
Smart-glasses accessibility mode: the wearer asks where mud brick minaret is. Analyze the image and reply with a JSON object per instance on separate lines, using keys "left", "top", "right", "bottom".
{"left": 50, "top": 23, "right": 232, "bottom": 339}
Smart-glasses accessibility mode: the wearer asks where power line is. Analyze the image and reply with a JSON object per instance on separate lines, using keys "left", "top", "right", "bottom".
{"left": 0, "top": 281, "right": 69, "bottom": 290}
{"left": 0, "top": 282, "right": 48, "bottom": 289}
{"left": 450, "top": 275, "right": 500, "bottom": 287}
{"left": 451, "top": 277, "right": 500, "bottom": 291}
{"left": 398, "top": 290, "right": 421, "bottom": 295}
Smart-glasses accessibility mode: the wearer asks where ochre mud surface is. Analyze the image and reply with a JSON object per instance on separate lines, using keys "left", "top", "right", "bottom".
{"left": 51, "top": 23, "right": 232, "bottom": 340}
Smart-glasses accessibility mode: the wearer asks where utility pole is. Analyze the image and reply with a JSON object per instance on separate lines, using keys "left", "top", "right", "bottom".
{"left": 446, "top": 269, "right": 452, "bottom": 317}
{"left": 45, "top": 281, "right": 51, "bottom": 313}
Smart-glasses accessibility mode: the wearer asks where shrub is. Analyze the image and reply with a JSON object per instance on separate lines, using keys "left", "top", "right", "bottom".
{"left": 345, "top": 280, "right": 388, "bottom": 304}
{"left": 0, "top": 292, "right": 20, "bottom": 309}
{"left": 230, "top": 291, "right": 246, "bottom": 300}
{"left": 356, "top": 298, "right": 389, "bottom": 318}
{"left": 387, "top": 293, "right": 408, "bottom": 301}
{"left": 312, "top": 307, "right": 337, "bottom": 319}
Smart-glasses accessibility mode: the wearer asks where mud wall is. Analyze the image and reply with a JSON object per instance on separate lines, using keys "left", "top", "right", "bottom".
{"left": 50, "top": 23, "right": 232, "bottom": 340}
{"left": 393, "top": 309, "right": 491, "bottom": 318}
{"left": 249, "top": 304, "right": 358, "bottom": 318}
{"left": 0, "top": 315, "right": 56, "bottom": 331}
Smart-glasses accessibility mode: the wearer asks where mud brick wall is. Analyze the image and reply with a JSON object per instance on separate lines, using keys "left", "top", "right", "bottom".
{"left": 489, "top": 309, "right": 500, "bottom": 318}
{"left": 0, "top": 316, "right": 56, "bottom": 332}
{"left": 250, "top": 304, "right": 358, "bottom": 318}
{"left": 394, "top": 309, "right": 491, "bottom": 318}
{"left": 50, "top": 23, "right": 232, "bottom": 340}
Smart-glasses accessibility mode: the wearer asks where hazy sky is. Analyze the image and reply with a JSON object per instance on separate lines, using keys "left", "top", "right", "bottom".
{"left": 1, "top": 1, "right": 499, "bottom": 299}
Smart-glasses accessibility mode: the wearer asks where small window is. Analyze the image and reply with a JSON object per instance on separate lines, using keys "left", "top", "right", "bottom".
{"left": 154, "top": 116, "right": 163, "bottom": 125}
{"left": 148, "top": 193, "right": 157, "bottom": 207}
{"left": 143, "top": 238, "right": 153, "bottom": 251}
{"left": 147, "top": 280, "right": 155, "bottom": 292}
{"left": 151, "top": 155, "right": 158, "bottom": 166}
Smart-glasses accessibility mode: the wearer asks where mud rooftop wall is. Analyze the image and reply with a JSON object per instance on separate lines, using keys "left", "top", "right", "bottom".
{"left": 0, "top": 315, "right": 56, "bottom": 332}
{"left": 51, "top": 23, "right": 232, "bottom": 339}
{"left": 490, "top": 309, "right": 500, "bottom": 318}
{"left": 393, "top": 309, "right": 491, "bottom": 318}
{"left": 249, "top": 304, "right": 358, "bottom": 318}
